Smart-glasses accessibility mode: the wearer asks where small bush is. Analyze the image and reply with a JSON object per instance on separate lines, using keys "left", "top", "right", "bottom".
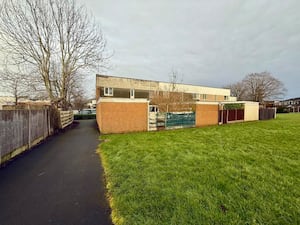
{"left": 223, "top": 103, "right": 244, "bottom": 110}
{"left": 276, "top": 107, "right": 289, "bottom": 113}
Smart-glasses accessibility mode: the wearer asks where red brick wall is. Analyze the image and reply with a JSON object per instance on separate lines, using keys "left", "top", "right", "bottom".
{"left": 96, "top": 102, "right": 148, "bottom": 134}
{"left": 96, "top": 103, "right": 102, "bottom": 131}
{"left": 196, "top": 104, "right": 219, "bottom": 126}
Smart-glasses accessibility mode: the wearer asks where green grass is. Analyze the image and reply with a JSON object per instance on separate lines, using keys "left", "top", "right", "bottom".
{"left": 99, "top": 114, "right": 300, "bottom": 225}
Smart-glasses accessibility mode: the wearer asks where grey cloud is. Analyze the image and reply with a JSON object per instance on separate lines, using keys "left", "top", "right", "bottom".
{"left": 80, "top": 0, "right": 300, "bottom": 97}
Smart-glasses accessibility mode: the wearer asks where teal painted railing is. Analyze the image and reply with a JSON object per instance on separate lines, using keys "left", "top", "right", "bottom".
{"left": 165, "top": 112, "right": 195, "bottom": 128}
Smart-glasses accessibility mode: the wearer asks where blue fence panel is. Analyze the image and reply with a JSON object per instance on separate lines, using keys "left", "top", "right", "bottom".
{"left": 166, "top": 112, "right": 195, "bottom": 128}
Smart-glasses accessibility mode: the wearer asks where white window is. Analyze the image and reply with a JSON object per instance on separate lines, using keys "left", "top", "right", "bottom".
{"left": 224, "top": 96, "right": 229, "bottom": 100}
{"left": 130, "top": 89, "right": 135, "bottom": 99}
{"left": 202, "top": 94, "right": 207, "bottom": 100}
{"left": 149, "top": 105, "right": 158, "bottom": 112}
{"left": 193, "top": 93, "right": 200, "bottom": 100}
{"left": 104, "top": 87, "right": 113, "bottom": 96}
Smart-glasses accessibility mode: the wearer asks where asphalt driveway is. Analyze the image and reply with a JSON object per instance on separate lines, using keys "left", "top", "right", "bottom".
{"left": 0, "top": 120, "right": 112, "bottom": 225}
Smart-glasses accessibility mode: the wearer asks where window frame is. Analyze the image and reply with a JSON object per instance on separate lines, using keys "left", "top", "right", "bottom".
{"left": 192, "top": 93, "right": 200, "bottom": 100}
{"left": 104, "top": 87, "right": 113, "bottom": 96}
{"left": 130, "top": 89, "right": 135, "bottom": 99}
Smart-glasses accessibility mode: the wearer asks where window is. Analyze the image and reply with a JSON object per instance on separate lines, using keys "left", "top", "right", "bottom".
{"left": 149, "top": 105, "right": 158, "bottom": 112}
{"left": 224, "top": 96, "right": 229, "bottom": 100}
{"left": 193, "top": 93, "right": 200, "bottom": 100}
{"left": 104, "top": 87, "right": 113, "bottom": 96}
{"left": 202, "top": 94, "right": 207, "bottom": 100}
{"left": 130, "top": 89, "right": 135, "bottom": 99}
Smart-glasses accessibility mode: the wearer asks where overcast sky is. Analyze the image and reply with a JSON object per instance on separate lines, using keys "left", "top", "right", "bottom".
{"left": 78, "top": 0, "right": 300, "bottom": 99}
{"left": 1, "top": 1, "right": 298, "bottom": 99}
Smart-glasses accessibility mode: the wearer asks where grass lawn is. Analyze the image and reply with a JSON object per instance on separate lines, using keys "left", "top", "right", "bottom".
{"left": 98, "top": 113, "right": 300, "bottom": 225}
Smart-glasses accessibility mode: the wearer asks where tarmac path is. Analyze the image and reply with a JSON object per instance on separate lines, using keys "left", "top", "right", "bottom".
{"left": 0, "top": 120, "right": 112, "bottom": 225}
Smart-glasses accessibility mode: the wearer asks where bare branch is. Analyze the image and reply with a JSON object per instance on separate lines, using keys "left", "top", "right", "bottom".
{"left": 0, "top": 0, "right": 107, "bottom": 109}
{"left": 226, "top": 72, "right": 286, "bottom": 103}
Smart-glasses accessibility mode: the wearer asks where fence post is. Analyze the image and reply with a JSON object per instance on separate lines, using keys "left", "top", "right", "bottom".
{"left": 220, "top": 110, "right": 223, "bottom": 124}
{"left": 48, "top": 108, "right": 51, "bottom": 135}
{"left": 28, "top": 105, "right": 31, "bottom": 149}
{"left": 235, "top": 109, "right": 237, "bottom": 121}
{"left": 226, "top": 110, "right": 229, "bottom": 123}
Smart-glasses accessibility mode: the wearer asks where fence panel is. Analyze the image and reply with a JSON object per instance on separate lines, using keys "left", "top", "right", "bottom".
{"left": 0, "top": 110, "right": 29, "bottom": 157}
{"left": 59, "top": 111, "right": 73, "bottom": 129}
{"left": 237, "top": 109, "right": 244, "bottom": 120}
{"left": 219, "top": 109, "right": 244, "bottom": 124}
{"left": 0, "top": 109, "right": 52, "bottom": 165}
{"left": 29, "top": 109, "right": 49, "bottom": 142}
{"left": 259, "top": 108, "right": 276, "bottom": 120}
{"left": 228, "top": 110, "right": 236, "bottom": 121}
{"left": 166, "top": 112, "right": 195, "bottom": 128}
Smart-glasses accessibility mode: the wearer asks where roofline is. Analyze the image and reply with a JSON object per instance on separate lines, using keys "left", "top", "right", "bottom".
{"left": 96, "top": 74, "right": 231, "bottom": 91}
{"left": 97, "top": 97, "right": 149, "bottom": 104}
{"left": 282, "top": 97, "right": 300, "bottom": 101}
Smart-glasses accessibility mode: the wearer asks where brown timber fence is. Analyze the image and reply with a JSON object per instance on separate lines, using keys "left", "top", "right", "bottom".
{"left": 219, "top": 109, "right": 244, "bottom": 124}
{"left": 0, "top": 108, "right": 73, "bottom": 165}
{"left": 259, "top": 108, "right": 276, "bottom": 120}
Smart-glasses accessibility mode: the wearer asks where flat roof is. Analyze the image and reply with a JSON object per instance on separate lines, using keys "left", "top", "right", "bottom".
{"left": 96, "top": 74, "right": 230, "bottom": 91}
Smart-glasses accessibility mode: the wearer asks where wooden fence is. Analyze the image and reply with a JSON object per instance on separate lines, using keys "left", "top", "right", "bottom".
{"left": 259, "top": 108, "right": 276, "bottom": 120}
{"left": 59, "top": 111, "right": 74, "bottom": 129}
{"left": 219, "top": 109, "right": 244, "bottom": 124}
{"left": 0, "top": 108, "right": 73, "bottom": 165}
{"left": 0, "top": 109, "right": 52, "bottom": 165}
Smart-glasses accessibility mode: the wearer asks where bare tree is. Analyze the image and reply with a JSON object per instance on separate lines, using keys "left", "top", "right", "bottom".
{"left": 0, "top": 0, "right": 107, "bottom": 109}
{"left": 226, "top": 72, "right": 286, "bottom": 103}
{"left": 150, "top": 69, "right": 194, "bottom": 112}
{"left": 224, "top": 81, "right": 246, "bottom": 101}
{"left": 242, "top": 72, "right": 286, "bottom": 102}
{"left": 67, "top": 75, "right": 87, "bottom": 110}
{"left": 169, "top": 69, "right": 184, "bottom": 92}
{"left": 0, "top": 67, "right": 29, "bottom": 105}
{"left": 72, "top": 90, "right": 88, "bottom": 110}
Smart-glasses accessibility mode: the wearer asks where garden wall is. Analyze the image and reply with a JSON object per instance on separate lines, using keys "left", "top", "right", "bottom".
{"left": 97, "top": 98, "right": 149, "bottom": 134}
{"left": 96, "top": 99, "right": 260, "bottom": 134}
{"left": 244, "top": 102, "right": 259, "bottom": 121}
{"left": 195, "top": 103, "right": 219, "bottom": 126}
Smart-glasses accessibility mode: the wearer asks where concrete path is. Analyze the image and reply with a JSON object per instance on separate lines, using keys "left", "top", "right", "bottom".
{"left": 0, "top": 120, "right": 112, "bottom": 225}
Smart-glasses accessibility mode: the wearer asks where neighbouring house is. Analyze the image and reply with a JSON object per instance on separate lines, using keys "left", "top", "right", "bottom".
{"left": 0, "top": 96, "right": 15, "bottom": 110}
{"left": 278, "top": 97, "right": 300, "bottom": 113}
{"left": 1, "top": 99, "right": 51, "bottom": 110}
{"left": 87, "top": 99, "right": 97, "bottom": 109}
{"left": 0, "top": 95, "right": 52, "bottom": 110}
{"left": 96, "top": 74, "right": 259, "bottom": 134}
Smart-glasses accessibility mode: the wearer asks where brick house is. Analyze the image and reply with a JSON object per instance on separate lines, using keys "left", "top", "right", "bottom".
{"left": 278, "top": 97, "right": 300, "bottom": 112}
{"left": 96, "top": 75, "right": 258, "bottom": 133}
